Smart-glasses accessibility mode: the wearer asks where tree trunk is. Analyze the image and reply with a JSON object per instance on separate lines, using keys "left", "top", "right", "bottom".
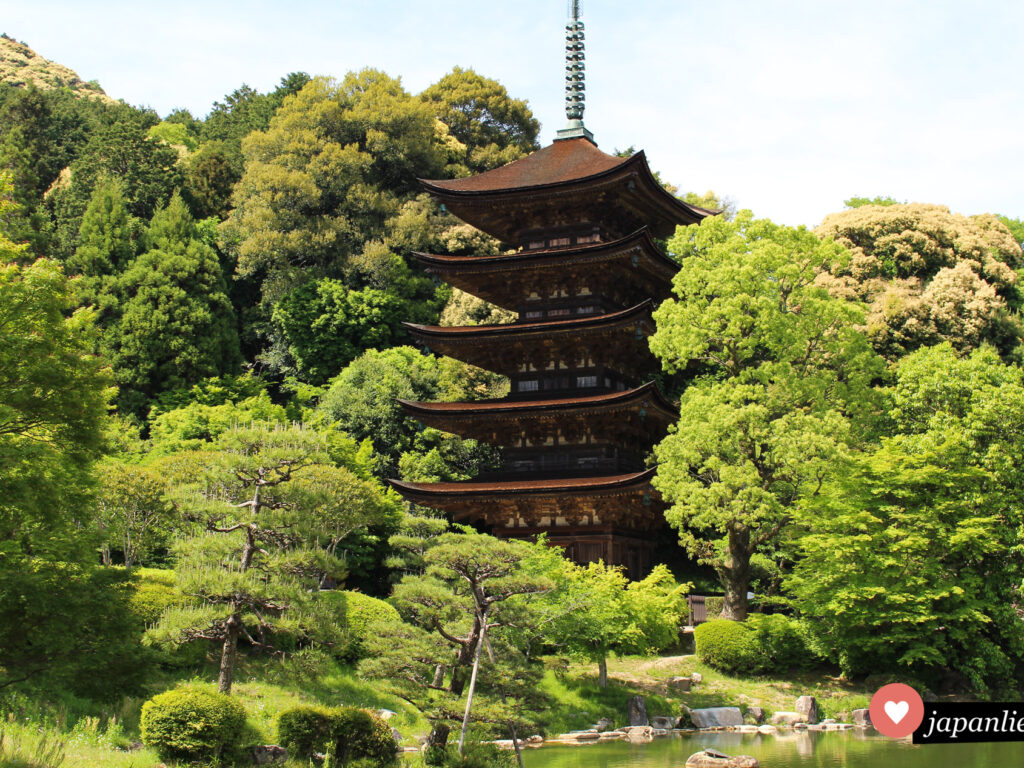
{"left": 509, "top": 722, "right": 525, "bottom": 768}
{"left": 426, "top": 724, "right": 450, "bottom": 751}
{"left": 721, "top": 526, "right": 752, "bottom": 621}
{"left": 598, "top": 656, "right": 608, "bottom": 688}
{"left": 218, "top": 614, "right": 241, "bottom": 693}
{"left": 457, "top": 610, "right": 488, "bottom": 755}
{"left": 101, "top": 544, "right": 111, "bottom": 567}
{"left": 123, "top": 530, "right": 133, "bottom": 572}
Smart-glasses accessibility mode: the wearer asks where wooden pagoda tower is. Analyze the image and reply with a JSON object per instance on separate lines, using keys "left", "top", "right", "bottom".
{"left": 389, "top": 3, "right": 712, "bottom": 577}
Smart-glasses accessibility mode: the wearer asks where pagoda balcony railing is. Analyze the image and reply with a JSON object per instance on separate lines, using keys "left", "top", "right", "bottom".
{"left": 483, "top": 454, "right": 644, "bottom": 479}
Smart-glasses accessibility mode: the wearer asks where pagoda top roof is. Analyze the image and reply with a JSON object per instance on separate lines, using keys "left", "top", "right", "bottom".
{"left": 418, "top": 138, "right": 714, "bottom": 242}
{"left": 388, "top": 467, "right": 656, "bottom": 497}
{"left": 421, "top": 138, "right": 628, "bottom": 194}
{"left": 397, "top": 381, "right": 676, "bottom": 419}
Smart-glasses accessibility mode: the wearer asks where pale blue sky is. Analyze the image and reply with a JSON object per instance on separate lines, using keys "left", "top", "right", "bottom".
{"left": 4, "top": 1, "right": 1023, "bottom": 227}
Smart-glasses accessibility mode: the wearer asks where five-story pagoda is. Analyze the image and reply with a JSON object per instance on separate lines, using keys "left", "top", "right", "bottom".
{"left": 389, "top": 2, "right": 711, "bottom": 577}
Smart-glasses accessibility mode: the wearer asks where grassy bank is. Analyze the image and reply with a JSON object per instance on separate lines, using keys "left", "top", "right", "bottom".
{"left": 0, "top": 653, "right": 878, "bottom": 767}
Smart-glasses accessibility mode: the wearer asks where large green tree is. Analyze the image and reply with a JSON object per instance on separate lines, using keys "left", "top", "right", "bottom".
{"left": 789, "top": 344, "right": 1024, "bottom": 692}
{"left": 651, "top": 211, "right": 884, "bottom": 620}
{"left": 318, "top": 346, "right": 500, "bottom": 480}
{"left": 0, "top": 184, "right": 135, "bottom": 691}
{"left": 419, "top": 67, "right": 539, "bottom": 174}
{"left": 221, "top": 72, "right": 444, "bottom": 294}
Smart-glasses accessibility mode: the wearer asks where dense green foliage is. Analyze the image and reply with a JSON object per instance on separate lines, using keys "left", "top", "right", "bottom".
{"left": 4, "top": 46, "right": 1024, "bottom": 763}
{"left": 816, "top": 203, "right": 1023, "bottom": 360}
{"left": 789, "top": 343, "right": 1024, "bottom": 692}
{"left": 140, "top": 687, "right": 247, "bottom": 762}
{"left": 695, "top": 619, "right": 762, "bottom": 675}
{"left": 320, "top": 590, "right": 402, "bottom": 662}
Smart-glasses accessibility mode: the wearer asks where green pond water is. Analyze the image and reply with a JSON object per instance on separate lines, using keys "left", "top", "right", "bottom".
{"left": 520, "top": 731, "right": 1024, "bottom": 768}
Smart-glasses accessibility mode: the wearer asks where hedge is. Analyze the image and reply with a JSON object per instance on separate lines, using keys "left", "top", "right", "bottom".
{"left": 695, "top": 615, "right": 816, "bottom": 676}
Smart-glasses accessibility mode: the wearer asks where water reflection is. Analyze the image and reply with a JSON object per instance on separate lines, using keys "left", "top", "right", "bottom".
{"left": 521, "top": 729, "right": 1024, "bottom": 768}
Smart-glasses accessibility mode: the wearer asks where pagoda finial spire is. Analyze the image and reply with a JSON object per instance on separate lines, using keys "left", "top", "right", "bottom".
{"left": 556, "top": 0, "right": 595, "bottom": 143}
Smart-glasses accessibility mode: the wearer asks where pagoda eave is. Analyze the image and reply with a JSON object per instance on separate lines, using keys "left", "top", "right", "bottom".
{"left": 397, "top": 382, "right": 677, "bottom": 444}
{"left": 405, "top": 302, "right": 657, "bottom": 376}
{"left": 412, "top": 228, "right": 678, "bottom": 310}
{"left": 405, "top": 299, "right": 654, "bottom": 341}
{"left": 388, "top": 469, "right": 665, "bottom": 531}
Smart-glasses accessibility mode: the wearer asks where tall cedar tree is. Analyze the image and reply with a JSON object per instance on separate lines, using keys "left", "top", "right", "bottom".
{"left": 112, "top": 193, "right": 240, "bottom": 415}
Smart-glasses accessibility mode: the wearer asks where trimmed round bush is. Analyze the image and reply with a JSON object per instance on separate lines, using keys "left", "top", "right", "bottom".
{"left": 695, "top": 618, "right": 762, "bottom": 675}
{"left": 140, "top": 686, "right": 247, "bottom": 763}
{"left": 321, "top": 590, "right": 401, "bottom": 662}
{"left": 277, "top": 704, "right": 397, "bottom": 766}
{"left": 332, "top": 707, "right": 397, "bottom": 766}
{"left": 278, "top": 705, "right": 336, "bottom": 760}
{"left": 747, "top": 614, "right": 814, "bottom": 672}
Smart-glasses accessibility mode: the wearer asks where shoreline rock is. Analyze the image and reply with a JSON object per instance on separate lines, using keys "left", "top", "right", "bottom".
{"left": 689, "top": 707, "right": 744, "bottom": 729}
{"left": 685, "top": 748, "right": 759, "bottom": 768}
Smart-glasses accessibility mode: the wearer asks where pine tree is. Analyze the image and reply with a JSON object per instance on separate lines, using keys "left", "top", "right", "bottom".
{"left": 149, "top": 424, "right": 362, "bottom": 693}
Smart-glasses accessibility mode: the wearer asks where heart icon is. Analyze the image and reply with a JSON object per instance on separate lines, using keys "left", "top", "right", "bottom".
{"left": 885, "top": 700, "right": 909, "bottom": 724}
{"left": 871, "top": 683, "right": 924, "bottom": 738}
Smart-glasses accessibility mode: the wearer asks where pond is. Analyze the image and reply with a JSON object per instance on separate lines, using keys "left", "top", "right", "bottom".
{"left": 520, "top": 730, "right": 1024, "bottom": 768}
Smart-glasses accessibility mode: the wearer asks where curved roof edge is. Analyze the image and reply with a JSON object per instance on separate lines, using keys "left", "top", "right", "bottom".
{"left": 420, "top": 140, "right": 713, "bottom": 227}
{"left": 397, "top": 381, "right": 677, "bottom": 420}
{"left": 412, "top": 227, "right": 679, "bottom": 275}
{"left": 388, "top": 467, "right": 657, "bottom": 497}
{"left": 404, "top": 299, "right": 654, "bottom": 339}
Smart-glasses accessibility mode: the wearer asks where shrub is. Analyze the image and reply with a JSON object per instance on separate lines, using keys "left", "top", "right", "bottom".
{"left": 332, "top": 708, "right": 397, "bottom": 766}
{"left": 703, "top": 596, "right": 724, "bottom": 618}
{"left": 140, "top": 687, "right": 247, "bottom": 763}
{"left": 129, "top": 577, "right": 182, "bottom": 625}
{"left": 747, "top": 614, "right": 815, "bottom": 672}
{"left": 277, "top": 705, "right": 397, "bottom": 767}
{"left": 277, "top": 705, "right": 336, "bottom": 760}
{"left": 321, "top": 590, "right": 401, "bottom": 662}
{"left": 695, "top": 619, "right": 762, "bottom": 675}
{"left": 696, "top": 615, "right": 818, "bottom": 676}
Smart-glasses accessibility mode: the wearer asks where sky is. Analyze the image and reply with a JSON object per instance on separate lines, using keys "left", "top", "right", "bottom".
{"left": 4, "top": 0, "right": 1023, "bottom": 227}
